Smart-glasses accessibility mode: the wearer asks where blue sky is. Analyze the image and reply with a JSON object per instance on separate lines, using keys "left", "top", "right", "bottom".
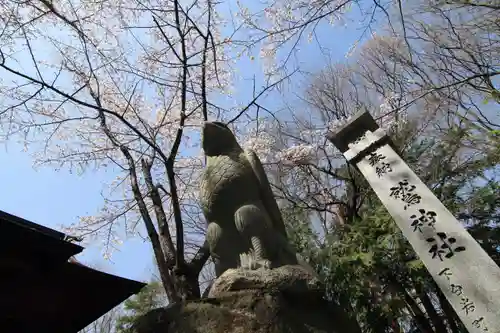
{"left": 0, "top": 1, "right": 367, "bottom": 283}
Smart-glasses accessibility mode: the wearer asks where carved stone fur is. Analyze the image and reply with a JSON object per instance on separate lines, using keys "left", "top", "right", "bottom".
{"left": 200, "top": 121, "right": 299, "bottom": 277}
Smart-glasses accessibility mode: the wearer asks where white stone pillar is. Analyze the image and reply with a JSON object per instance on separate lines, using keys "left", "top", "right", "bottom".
{"left": 327, "top": 111, "right": 500, "bottom": 333}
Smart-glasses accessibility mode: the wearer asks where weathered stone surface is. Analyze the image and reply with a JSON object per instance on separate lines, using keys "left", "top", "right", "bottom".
{"left": 132, "top": 288, "right": 347, "bottom": 333}
{"left": 130, "top": 265, "right": 356, "bottom": 333}
{"left": 200, "top": 121, "right": 299, "bottom": 277}
{"left": 327, "top": 110, "right": 500, "bottom": 333}
{"left": 208, "top": 265, "right": 323, "bottom": 298}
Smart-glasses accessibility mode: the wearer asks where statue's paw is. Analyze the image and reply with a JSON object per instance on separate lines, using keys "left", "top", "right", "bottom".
{"left": 255, "top": 259, "right": 272, "bottom": 270}
{"left": 239, "top": 251, "right": 272, "bottom": 270}
{"left": 239, "top": 252, "right": 254, "bottom": 270}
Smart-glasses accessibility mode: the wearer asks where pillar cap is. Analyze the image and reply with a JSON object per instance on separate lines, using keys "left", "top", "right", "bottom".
{"left": 326, "top": 110, "right": 379, "bottom": 154}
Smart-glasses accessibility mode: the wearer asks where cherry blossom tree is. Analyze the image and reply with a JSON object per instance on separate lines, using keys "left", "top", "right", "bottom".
{"left": 0, "top": 0, "right": 497, "bottom": 308}
{"left": 241, "top": 13, "right": 498, "bottom": 327}
{"left": 0, "top": 0, "right": 290, "bottom": 302}
{"left": 235, "top": 0, "right": 498, "bottom": 127}
{"left": 238, "top": 0, "right": 498, "bottom": 233}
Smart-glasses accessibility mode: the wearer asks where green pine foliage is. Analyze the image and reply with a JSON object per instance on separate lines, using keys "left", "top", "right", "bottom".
{"left": 283, "top": 123, "right": 500, "bottom": 333}
{"left": 115, "top": 281, "right": 167, "bottom": 333}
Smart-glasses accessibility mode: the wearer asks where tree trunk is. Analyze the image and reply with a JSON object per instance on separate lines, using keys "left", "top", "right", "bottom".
{"left": 335, "top": 293, "right": 363, "bottom": 333}
{"left": 391, "top": 318, "right": 402, "bottom": 333}
{"left": 417, "top": 286, "right": 448, "bottom": 333}
{"left": 434, "top": 287, "right": 465, "bottom": 333}
{"left": 399, "top": 285, "right": 435, "bottom": 333}
{"left": 385, "top": 274, "right": 435, "bottom": 333}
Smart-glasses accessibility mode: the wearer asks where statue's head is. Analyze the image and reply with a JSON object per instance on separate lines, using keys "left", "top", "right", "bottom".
{"left": 202, "top": 121, "right": 240, "bottom": 156}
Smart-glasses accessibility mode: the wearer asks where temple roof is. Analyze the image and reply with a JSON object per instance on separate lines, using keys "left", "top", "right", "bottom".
{"left": 0, "top": 210, "right": 146, "bottom": 333}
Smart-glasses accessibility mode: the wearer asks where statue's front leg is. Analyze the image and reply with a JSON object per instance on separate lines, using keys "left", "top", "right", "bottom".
{"left": 234, "top": 204, "right": 272, "bottom": 270}
{"left": 206, "top": 222, "right": 232, "bottom": 277}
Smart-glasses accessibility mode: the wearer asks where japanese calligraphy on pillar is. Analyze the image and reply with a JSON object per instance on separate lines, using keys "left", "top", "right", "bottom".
{"left": 362, "top": 148, "right": 488, "bottom": 331}
{"left": 327, "top": 111, "right": 500, "bottom": 333}
{"left": 438, "top": 268, "right": 490, "bottom": 331}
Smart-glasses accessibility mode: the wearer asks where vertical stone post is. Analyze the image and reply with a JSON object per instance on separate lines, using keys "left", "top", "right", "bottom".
{"left": 327, "top": 111, "right": 500, "bottom": 333}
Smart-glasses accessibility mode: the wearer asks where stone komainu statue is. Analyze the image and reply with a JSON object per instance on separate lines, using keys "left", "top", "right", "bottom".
{"left": 200, "top": 121, "right": 299, "bottom": 277}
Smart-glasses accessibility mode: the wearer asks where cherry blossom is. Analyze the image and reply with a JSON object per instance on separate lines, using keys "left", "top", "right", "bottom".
{"left": 327, "top": 117, "right": 352, "bottom": 133}
{"left": 242, "top": 132, "right": 277, "bottom": 163}
{"left": 0, "top": 0, "right": 236, "bottom": 269}
{"left": 234, "top": 0, "right": 352, "bottom": 74}
{"left": 277, "top": 144, "right": 316, "bottom": 165}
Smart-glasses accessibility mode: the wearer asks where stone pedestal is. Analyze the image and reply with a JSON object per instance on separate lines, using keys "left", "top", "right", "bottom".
{"left": 132, "top": 266, "right": 355, "bottom": 333}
